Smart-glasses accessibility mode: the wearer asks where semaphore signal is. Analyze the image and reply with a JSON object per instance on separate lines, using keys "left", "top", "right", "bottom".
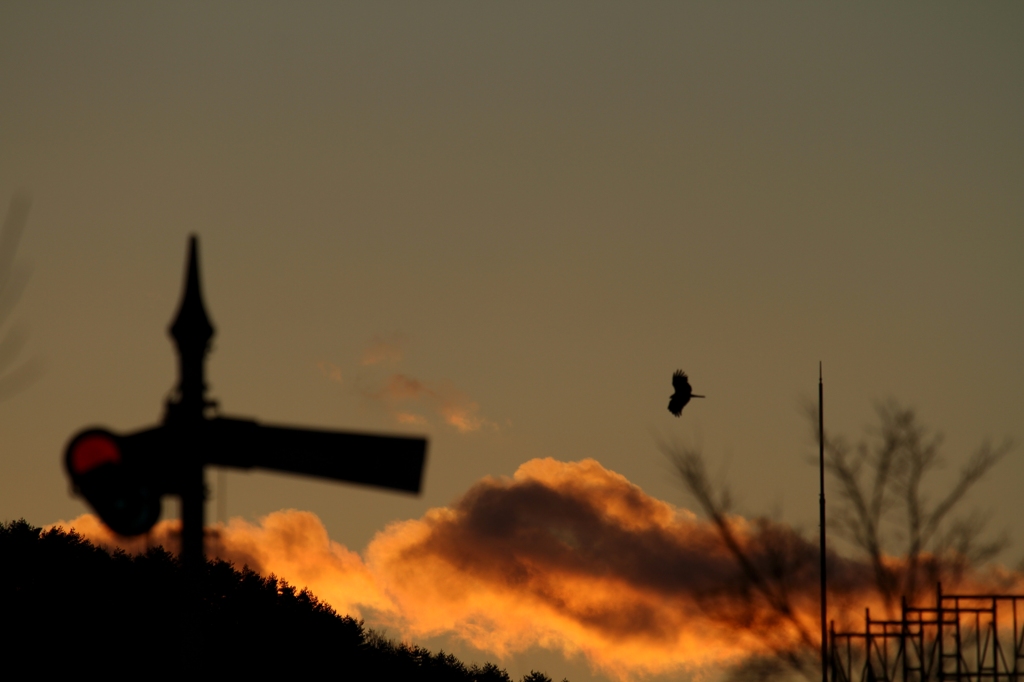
{"left": 66, "top": 428, "right": 162, "bottom": 536}
{"left": 64, "top": 236, "right": 427, "bottom": 570}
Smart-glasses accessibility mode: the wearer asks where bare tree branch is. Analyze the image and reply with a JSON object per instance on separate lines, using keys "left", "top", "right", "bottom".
{"left": 661, "top": 442, "right": 818, "bottom": 680}
{"left": 0, "top": 193, "right": 37, "bottom": 401}
{"left": 811, "top": 400, "right": 1011, "bottom": 612}
{"left": 661, "top": 400, "right": 1012, "bottom": 680}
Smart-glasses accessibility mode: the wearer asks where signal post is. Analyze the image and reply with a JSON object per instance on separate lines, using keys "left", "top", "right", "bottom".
{"left": 65, "top": 237, "right": 427, "bottom": 571}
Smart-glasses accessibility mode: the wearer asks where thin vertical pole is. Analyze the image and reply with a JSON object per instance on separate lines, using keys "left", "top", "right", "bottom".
{"left": 820, "top": 363, "right": 828, "bottom": 682}
{"left": 902, "top": 595, "right": 910, "bottom": 682}
{"left": 181, "top": 463, "right": 205, "bottom": 571}
{"left": 217, "top": 468, "right": 226, "bottom": 524}
{"left": 866, "top": 607, "right": 872, "bottom": 679}
{"left": 938, "top": 582, "right": 944, "bottom": 681}
{"left": 829, "top": 619, "right": 836, "bottom": 682}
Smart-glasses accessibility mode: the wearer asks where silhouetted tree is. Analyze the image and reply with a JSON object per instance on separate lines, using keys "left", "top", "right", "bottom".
{"left": 520, "top": 672, "right": 553, "bottom": 682}
{"left": 667, "top": 445, "right": 821, "bottom": 679}
{"left": 0, "top": 521, "right": 561, "bottom": 681}
{"left": 662, "top": 400, "right": 1013, "bottom": 681}
{"left": 815, "top": 400, "right": 1011, "bottom": 612}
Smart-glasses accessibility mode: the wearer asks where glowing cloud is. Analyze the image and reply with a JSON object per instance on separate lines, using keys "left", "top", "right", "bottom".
{"left": 51, "top": 459, "right": 1021, "bottom": 681}
{"left": 54, "top": 510, "right": 395, "bottom": 620}
{"left": 320, "top": 333, "right": 499, "bottom": 433}
{"left": 371, "top": 373, "right": 497, "bottom": 433}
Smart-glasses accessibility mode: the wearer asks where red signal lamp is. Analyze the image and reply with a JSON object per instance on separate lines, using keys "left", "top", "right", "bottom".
{"left": 64, "top": 428, "right": 162, "bottom": 537}
{"left": 67, "top": 430, "right": 122, "bottom": 475}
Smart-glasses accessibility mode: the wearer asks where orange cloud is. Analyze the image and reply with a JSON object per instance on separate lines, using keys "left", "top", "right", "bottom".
{"left": 51, "top": 459, "right": 1020, "bottom": 681}
{"left": 372, "top": 373, "right": 497, "bottom": 433}
{"left": 321, "top": 334, "right": 497, "bottom": 433}
{"left": 54, "top": 510, "right": 395, "bottom": 620}
{"left": 365, "top": 459, "right": 766, "bottom": 678}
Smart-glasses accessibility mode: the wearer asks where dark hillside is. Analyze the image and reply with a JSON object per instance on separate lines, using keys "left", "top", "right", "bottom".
{"left": 0, "top": 520, "right": 560, "bottom": 681}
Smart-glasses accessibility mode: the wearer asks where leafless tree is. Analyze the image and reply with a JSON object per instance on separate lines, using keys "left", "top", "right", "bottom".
{"left": 667, "top": 445, "right": 819, "bottom": 679}
{"left": 662, "top": 400, "right": 1013, "bottom": 680}
{"left": 814, "top": 400, "right": 1011, "bottom": 614}
{"left": 0, "top": 193, "right": 36, "bottom": 401}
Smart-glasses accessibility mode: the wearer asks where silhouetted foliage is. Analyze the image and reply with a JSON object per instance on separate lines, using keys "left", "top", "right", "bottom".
{"left": 0, "top": 521, "right": 561, "bottom": 681}
{"left": 361, "top": 628, "right": 518, "bottom": 681}
{"left": 521, "top": 672, "right": 565, "bottom": 682}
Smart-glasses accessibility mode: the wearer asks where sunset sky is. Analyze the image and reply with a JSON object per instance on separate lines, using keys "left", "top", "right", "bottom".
{"left": 1, "top": 4, "right": 1022, "bottom": 681}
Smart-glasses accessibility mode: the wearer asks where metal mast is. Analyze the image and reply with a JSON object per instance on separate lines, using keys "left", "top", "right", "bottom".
{"left": 819, "top": 362, "right": 827, "bottom": 682}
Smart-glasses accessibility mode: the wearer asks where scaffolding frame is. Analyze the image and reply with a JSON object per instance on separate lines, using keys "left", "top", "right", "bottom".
{"left": 831, "top": 584, "right": 1024, "bottom": 682}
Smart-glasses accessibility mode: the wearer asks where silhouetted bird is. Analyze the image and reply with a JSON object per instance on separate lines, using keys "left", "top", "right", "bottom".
{"left": 668, "top": 370, "right": 704, "bottom": 416}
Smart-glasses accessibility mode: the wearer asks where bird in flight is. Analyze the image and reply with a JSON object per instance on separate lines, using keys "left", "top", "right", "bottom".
{"left": 668, "top": 370, "right": 704, "bottom": 417}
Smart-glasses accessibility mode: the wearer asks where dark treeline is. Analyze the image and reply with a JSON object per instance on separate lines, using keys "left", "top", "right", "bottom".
{"left": 0, "top": 520, "right": 562, "bottom": 681}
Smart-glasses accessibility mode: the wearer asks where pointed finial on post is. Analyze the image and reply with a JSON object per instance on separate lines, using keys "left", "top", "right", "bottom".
{"left": 167, "top": 235, "right": 215, "bottom": 423}
{"left": 166, "top": 235, "right": 216, "bottom": 572}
